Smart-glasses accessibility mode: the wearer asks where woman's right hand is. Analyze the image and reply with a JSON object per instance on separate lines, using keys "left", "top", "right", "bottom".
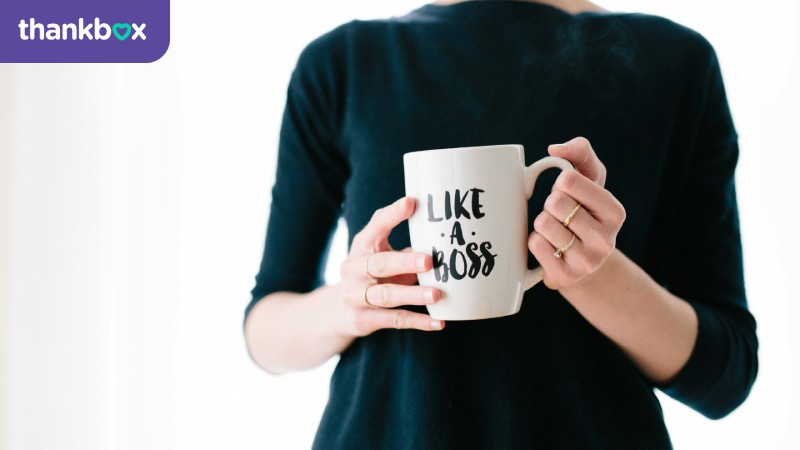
{"left": 337, "top": 197, "right": 445, "bottom": 337}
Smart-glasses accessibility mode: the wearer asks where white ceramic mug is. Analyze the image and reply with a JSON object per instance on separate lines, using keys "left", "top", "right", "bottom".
{"left": 403, "top": 144, "right": 573, "bottom": 320}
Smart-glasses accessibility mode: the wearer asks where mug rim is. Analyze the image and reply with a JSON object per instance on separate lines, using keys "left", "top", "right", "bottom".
{"left": 403, "top": 144, "right": 522, "bottom": 161}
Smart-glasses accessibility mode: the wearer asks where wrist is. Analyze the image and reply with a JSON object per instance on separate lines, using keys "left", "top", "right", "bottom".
{"left": 558, "top": 248, "right": 621, "bottom": 300}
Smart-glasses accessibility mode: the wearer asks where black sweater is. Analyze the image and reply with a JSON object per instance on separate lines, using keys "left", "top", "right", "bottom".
{"left": 247, "top": 2, "right": 758, "bottom": 448}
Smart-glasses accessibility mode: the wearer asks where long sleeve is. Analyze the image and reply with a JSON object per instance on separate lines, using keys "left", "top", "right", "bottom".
{"left": 655, "top": 40, "right": 758, "bottom": 419}
{"left": 241, "top": 6, "right": 762, "bottom": 447}
{"left": 245, "top": 29, "right": 349, "bottom": 322}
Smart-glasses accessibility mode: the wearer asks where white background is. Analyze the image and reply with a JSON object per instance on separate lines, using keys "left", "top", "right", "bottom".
{"left": 1, "top": 0, "right": 798, "bottom": 448}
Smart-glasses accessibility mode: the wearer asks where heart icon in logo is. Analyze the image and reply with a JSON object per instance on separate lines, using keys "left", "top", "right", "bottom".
{"left": 112, "top": 23, "right": 132, "bottom": 41}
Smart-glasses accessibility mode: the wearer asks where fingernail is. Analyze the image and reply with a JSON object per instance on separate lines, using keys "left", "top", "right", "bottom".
{"left": 416, "top": 256, "right": 427, "bottom": 271}
{"left": 424, "top": 289, "right": 435, "bottom": 303}
{"left": 430, "top": 320, "right": 442, "bottom": 329}
{"left": 552, "top": 143, "right": 568, "bottom": 151}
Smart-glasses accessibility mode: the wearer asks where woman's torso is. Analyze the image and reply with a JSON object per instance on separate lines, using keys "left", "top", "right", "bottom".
{"left": 308, "top": 2, "right": 712, "bottom": 448}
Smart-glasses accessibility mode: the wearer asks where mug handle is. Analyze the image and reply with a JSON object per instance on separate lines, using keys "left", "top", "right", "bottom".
{"left": 523, "top": 156, "right": 575, "bottom": 290}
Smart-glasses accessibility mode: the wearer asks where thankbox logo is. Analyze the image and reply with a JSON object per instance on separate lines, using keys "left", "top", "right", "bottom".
{"left": 0, "top": 0, "right": 169, "bottom": 62}
{"left": 18, "top": 18, "right": 147, "bottom": 41}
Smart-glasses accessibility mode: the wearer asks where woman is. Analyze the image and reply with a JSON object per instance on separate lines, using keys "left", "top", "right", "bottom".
{"left": 244, "top": 0, "right": 758, "bottom": 448}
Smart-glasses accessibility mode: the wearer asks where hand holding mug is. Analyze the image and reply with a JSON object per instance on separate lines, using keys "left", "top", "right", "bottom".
{"left": 529, "top": 137, "right": 627, "bottom": 290}
{"left": 337, "top": 197, "right": 445, "bottom": 336}
{"left": 404, "top": 144, "right": 574, "bottom": 320}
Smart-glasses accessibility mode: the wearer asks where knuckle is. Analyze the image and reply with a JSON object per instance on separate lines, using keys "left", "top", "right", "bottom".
{"left": 377, "top": 285, "right": 391, "bottom": 307}
{"left": 406, "top": 287, "right": 418, "bottom": 304}
{"left": 350, "top": 309, "right": 370, "bottom": 335}
{"left": 370, "top": 208, "right": 383, "bottom": 224}
{"left": 350, "top": 233, "right": 364, "bottom": 250}
{"left": 393, "top": 311, "right": 405, "bottom": 329}
{"left": 339, "top": 258, "right": 351, "bottom": 279}
{"left": 616, "top": 203, "right": 627, "bottom": 226}
{"left": 533, "top": 213, "right": 548, "bottom": 231}
{"left": 544, "top": 191, "right": 564, "bottom": 213}
{"left": 404, "top": 253, "right": 422, "bottom": 273}
{"left": 607, "top": 235, "right": 618, "bottom": 254}
{"left": 575, "top": 136, "right": 591, "bottom": 149}
{"left": 528, "top": 232, "right": 542, "bottom": 252}
{"left": 372, "top": 253, "right": 387, "bottom": 275}
{"left": 557, "top": 170, "right": 578, "bottom": 190}
{"left": 598, "top": 237, "right": 614, "bottom": 256}
{"left": 404, "top": 253, "right": 419, "bottom": 272}
{"left": 591, "top": 241, "right": 611, "bottom": 260}
{"left": 527, "top": 235, "right": 537, "bottom": 253}
{"left": 576, "top": 137, "right": 594, "bottom": 157}
{"left": 393, "top": 201, "right": 407, "bottom": 220}
{"left": 381, "top": 199, "right": 405, "bottom": 224}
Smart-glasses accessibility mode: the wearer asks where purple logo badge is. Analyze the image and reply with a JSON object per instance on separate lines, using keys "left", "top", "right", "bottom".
{"left": 0, "top": 0, "right": 169, "bottom": 63}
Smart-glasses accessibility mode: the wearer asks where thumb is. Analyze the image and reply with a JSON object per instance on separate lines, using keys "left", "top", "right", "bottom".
{"left": 548, "top": 137, "right": 607, "bottom": 187}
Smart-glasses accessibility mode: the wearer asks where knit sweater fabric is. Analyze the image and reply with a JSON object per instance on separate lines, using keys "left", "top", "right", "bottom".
{"left": 247, "top": 2, "right": 758, "bottom": 448}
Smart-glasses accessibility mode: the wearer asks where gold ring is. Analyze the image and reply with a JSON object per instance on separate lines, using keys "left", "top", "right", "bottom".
{"left": 553, "top": 233, "right": 576, "bottom": 258}
{"left": 364, "top": 254, "right": 376, "bottom": 280}
{"left": 563, "top": 203, "right": 582, "bottom": 227}
{"left": 363, "top": 285, "right": 375, "bottom": 307}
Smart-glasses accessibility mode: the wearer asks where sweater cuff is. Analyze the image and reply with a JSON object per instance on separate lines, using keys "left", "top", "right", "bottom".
{"left": 659, "top": 301, "right": 730, "bottom": 418}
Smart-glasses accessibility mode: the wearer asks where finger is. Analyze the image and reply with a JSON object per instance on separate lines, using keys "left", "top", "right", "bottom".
{"left": 552, "top": 170, "right": 622, "bottom": 224}
{"left": 543, "top": 190, "right": 603, "bottom": 242}
{"left": 527, "top": 232, "right": 565, "bottom": 288}
{"left": 533, "top": 211, "right": 584, "bottom": 260}
{"left": 386, "top": 248, "right": 421, "bottom": 284}
{"left": 341, "top": 251, "right": 431, "bottom": 280}
{"left": 353, "top": 197, "right": 415, "bottom": 250}
{"left": 547, "top": 137, "right": 607, "bottom": 186}
{"left": 366, "top": 251, "right": 432, "bottom": 279}
{"left": 352, "top": 308, "right": 445, "bottom": 335}
{"left": 364, "top": 284, "right": 440, "bottom": 308}
{"left": 370, "top": 309, "right": 445, "bottom": 332}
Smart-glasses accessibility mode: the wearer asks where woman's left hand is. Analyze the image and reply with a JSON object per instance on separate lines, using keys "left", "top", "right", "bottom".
{"left": 528, "top": 137, "right": 627, "bottom": 290}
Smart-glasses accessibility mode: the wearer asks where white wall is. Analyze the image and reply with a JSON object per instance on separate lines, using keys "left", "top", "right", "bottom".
{"left": 0, "top": 65, "right": 14, "bottom": 449}
{"left": 0, "top": 1, "right": 798, "bottom": 449}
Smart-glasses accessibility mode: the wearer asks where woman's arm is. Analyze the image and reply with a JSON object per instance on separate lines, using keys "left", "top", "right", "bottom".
{"left": 558, "top": 249, "right": 698, "bottom": 384}
{"left": 245, "top": 286, "right": 352, "bottom": 375}
{"left": 245, "top": 197, "right": 445, "bottom": 375}
{"left": 529, "top": 137, "right": 697, "bottom": 384}
{"left": 530, "top": 137, "right": 757, "bottom": 419}
{"left": 533, "top": 129, "right": 757, "bottom": 417}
